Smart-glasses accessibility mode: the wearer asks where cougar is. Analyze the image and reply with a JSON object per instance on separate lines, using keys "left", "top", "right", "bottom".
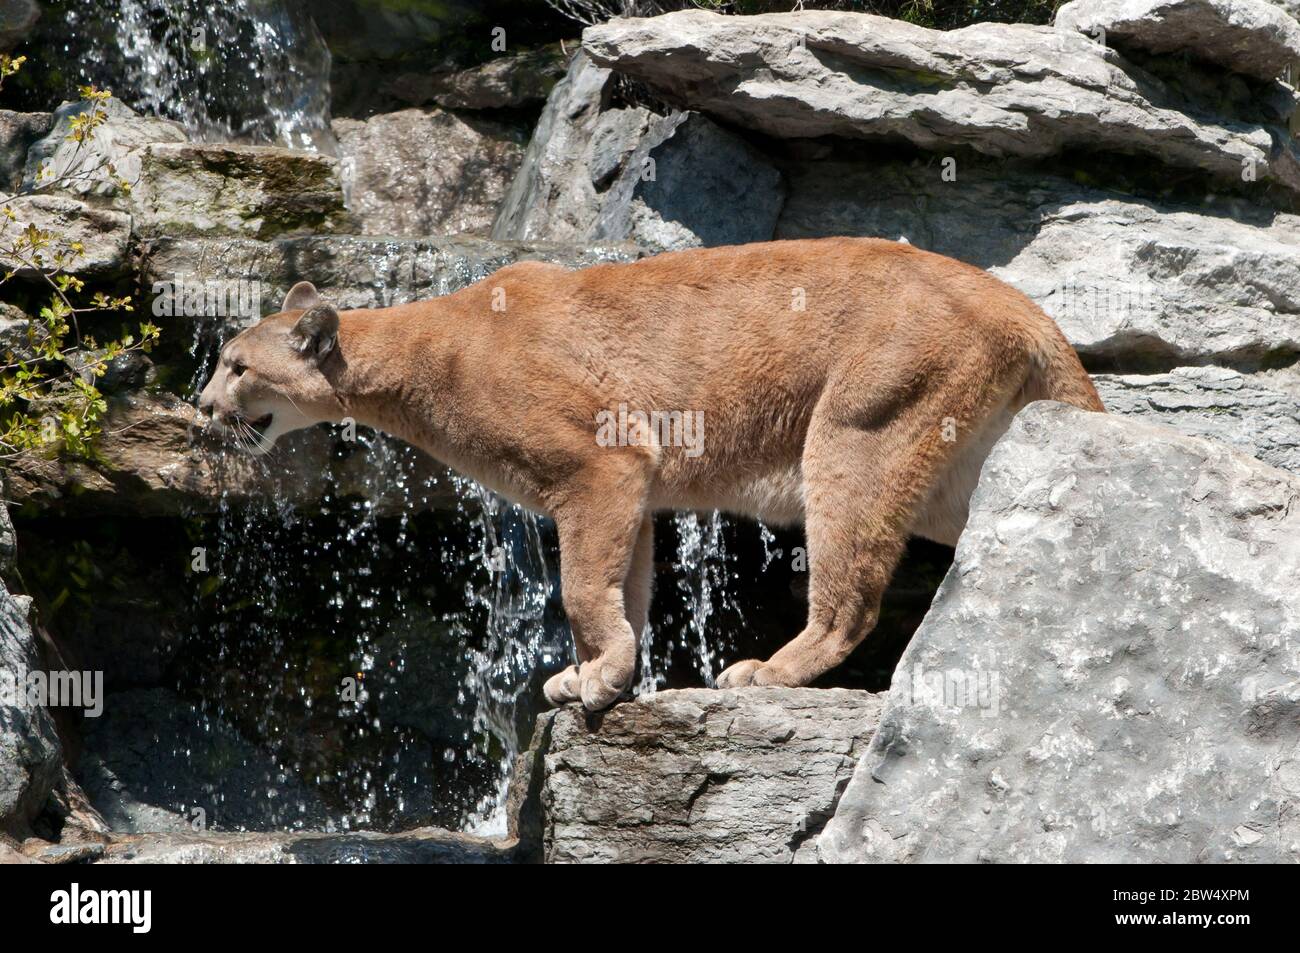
{"left": 197, "top": 237, "right": 1104, "bottom": 710}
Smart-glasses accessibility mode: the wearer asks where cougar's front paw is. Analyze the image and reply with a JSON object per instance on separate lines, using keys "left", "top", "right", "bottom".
{"left": 543, "top": 665, "right": 582, "bottom": 707}
{"left": 716, "top": 659, "right": 796, "bottom": 688}
{"left": 578, "top": 658, "right": 632, "bottom": 711}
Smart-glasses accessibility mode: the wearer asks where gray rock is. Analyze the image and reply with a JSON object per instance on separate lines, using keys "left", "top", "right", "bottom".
{"left": 3, "top": 389, "right": 459, "bottom": 518}
{"left": 130, "top": 142, "right": 350, "bottom": 240}
{"left": 537, "top": 688, "right": 884, "bottom": 863}
{"left": 1056, "top": 0, "right": 1300, "bottom": 81}
{"left": 419, "top": 46, "right": 568, "bottom": 111}
{"left": 1095, "top": 365, "right": 1300, "bottom": 472}
{"left": 583, "top": 10, "right": 1300, "bottom": 196}
{"left": 994, "top": 195, "right": 1300, "bottom": 367}
{"left": 493, "top": 52, "right": 618, "bottom": 243}
{"left": 0, "top": 110, "right": 51, "bottom": 191}
{"left": 778, "top": 161, "right": 1300, "bottom": 367}
{"left": 494, "top": 52, "right": 784, "bottom": 251}
{"left": 78, "top": 687, "right": 331, "bottom": 833}
{"left": 22, "top": 97, "right": 187, "bottom": 199}
{"left": 0, "top": 193, "right": 131, "bottom": 277}
{"left": 333, "top": 107, "right": 525, "bottom": 238}
{"left": 0, "top": 579, "right": 62, "bottom": 840}
{"left": 593, "top": 111, "right": 786, "bottom": 252}
{"left": 0, "top": 490, "right": 14, "bottom": 575}
{"left": 0, "top": 0, "right": 38, "bottom": 50}
{"left": 820, "top": 402, "right": 1300, "bottom": 863}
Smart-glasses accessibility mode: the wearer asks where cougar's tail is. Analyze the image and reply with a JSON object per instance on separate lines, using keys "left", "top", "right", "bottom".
{"left": 1021, "top": 318, "right": 1105, "bottom": 413}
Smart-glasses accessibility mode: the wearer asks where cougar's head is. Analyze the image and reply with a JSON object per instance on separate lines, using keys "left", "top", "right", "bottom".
{"left": 197, "top": 281, "right": 344, "bottom": 454}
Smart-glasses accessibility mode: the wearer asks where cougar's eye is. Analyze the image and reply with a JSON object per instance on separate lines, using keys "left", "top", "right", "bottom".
{"left": 231, "top": 361, "right": 247, "bottom": 378}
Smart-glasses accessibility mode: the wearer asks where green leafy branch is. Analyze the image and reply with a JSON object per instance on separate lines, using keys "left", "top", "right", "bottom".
{"left": 0, "top": 57, "right": 160, "bottom": 459}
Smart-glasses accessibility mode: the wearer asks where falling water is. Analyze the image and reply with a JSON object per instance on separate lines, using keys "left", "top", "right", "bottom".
{"left": 56, "top": 0, "right": 333, "bottom": 150}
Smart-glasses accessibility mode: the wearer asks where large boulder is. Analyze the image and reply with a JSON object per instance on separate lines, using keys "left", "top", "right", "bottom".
{"left": 820, "top": 402, "right": 1300, "bottom": 863}
{"left": 332, "top": 107, "right": 526, "bottom": 237}
{"left": 1095, "top": 366, "right": 1300, "bottom": 472}
{"left": 778, "top": 161, "right": 1300, "bottom": 368}
{"left": 0, "top": 576, "right": 63, "bottom": 840}
{"left": 492, "top": 52, "right": 621, "bottom": 244}
{"left": 1055, "top": 0, "right": 1300, "bottom": 81}
{"left": 583, "top": 10, "right": 1300, "bottom": 197}
{"left": 532, "top": 688, "right": 883, "bottom": 863}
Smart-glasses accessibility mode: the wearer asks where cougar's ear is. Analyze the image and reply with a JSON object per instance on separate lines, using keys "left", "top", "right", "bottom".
{"left": 281, "top": 280, "right": 320, "bottom": 313}
{"left": 293, "top": 305, "right": 339, "bottom": 360}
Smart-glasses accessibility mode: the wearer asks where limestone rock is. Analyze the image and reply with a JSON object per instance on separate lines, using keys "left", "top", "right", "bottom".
{"left": 333, "top": 107, "right": 525, "bottom": 237}
{"left": 536, "top": 688, "right": 884, "bottom": 863}
{"left": 0, "top": 577, "right": 62, "bottom": 840}
{"left": 22, "top": 97, "right": 187, "bottom": 199}
{"left": 777, "top": 161, "right": 1300, "bottom": 367}
{"left": 592, "top": 110, "right": 786, "bottom": 252}
{"left": 492, "top": 52, "right": 618, "bottom": 244}
{"left": 1056, "top": 0, "right": 1300, "bottom": 81}
{"left": 583, "top": 10, "right": 1300, "bottom": 196}
{"left": 130, "top": 142, "right": 349, "bottom": 240}
{"left": 494, "top": 52, "right": 784, "bottom": 251}
{"left": 819, "top": 402, "right": 1300, "bottom": 863}
{"left": 0, "top": 193, "right": 131, "bottom": 277}
{"left": 0, "top": 110, "right": 50, "bottom": 191}
{"left": 1095, "top": 365, "right": 1300, "bottom": 472}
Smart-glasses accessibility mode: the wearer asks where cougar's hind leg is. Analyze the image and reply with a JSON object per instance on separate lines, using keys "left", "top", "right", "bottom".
{"left": 717, "top": 344, "right": 1019, "bottom": 689}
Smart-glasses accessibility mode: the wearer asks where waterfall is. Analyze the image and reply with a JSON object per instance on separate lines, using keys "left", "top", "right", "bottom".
{"left": 59, "top": 0, "right": 333, "bottom": 150}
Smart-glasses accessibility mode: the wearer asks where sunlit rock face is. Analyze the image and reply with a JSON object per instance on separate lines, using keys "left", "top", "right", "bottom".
{"left": 820, "top": 403, "right": 1300, "bottom": 864}
{"left": 522, "top": 688, "right": 885, "bottom": 864}
{"left": 332, "top": 108, "right": 527, "bottom": 238}
{"left": 583, "top": 10, "right": 1300, "bottom": 196}
{"left": 1055, "top": 0, "right": 1300, "bottom": 81}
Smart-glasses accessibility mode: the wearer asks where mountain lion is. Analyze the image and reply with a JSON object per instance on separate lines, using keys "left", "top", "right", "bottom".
{"left": 197, "top": 237, "right": 1104, "bottom": 710}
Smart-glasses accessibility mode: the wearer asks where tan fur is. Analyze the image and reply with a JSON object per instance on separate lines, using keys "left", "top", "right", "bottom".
{"left": 198, "top": 237, "right": 1104, "bottom": 710}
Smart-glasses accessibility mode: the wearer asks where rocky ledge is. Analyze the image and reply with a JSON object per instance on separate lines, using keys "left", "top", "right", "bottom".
{"left": 518, "top": 688, "right": 884, "bottom": 864}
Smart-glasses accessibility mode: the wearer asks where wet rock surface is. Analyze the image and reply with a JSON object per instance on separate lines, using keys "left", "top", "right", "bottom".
{"left": 77, "top": 687, "right": 331, "bottom": 834}
{"left": 84, "top": 827, "right": 518, "bottom": 864}
{"left": 5, "top": 390, "right": 459, "bottom": 517}
{"left": 820, "top": 402, "right": 1300, "bottom": 863}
